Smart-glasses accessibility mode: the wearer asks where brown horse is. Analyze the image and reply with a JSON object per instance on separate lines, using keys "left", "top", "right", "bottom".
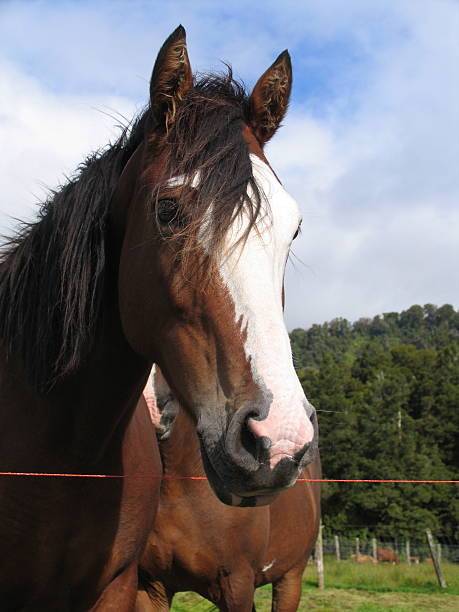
{"left": 137, "top": 368, "right": 321, "bottom": 611}
{"left": 352, "top": 554, "right": 377, "bottom": 564}
{"left": 0, "top": 26, "right": 317, "bottom": 609}
{"left": 376, "top": 548, "right": 399, "bottom": 564}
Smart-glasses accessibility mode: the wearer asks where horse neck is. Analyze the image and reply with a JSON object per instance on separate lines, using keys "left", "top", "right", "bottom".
{"left": 160, "top": 408, "right": 204, "bottom": 477}
{"left": 61, "top": 140, "right": 155, "bottom": 461}
{"left": 60, "top": 138, "right": 156, "bottom": 461}
{"left": 35, "top": 296, "right": 150, "bottom": 464}
{"left": 52, "top": 140, "right": 152, "bottom": 462}
{"left": 0, "top": 294, "right": 151, "bottom": 471}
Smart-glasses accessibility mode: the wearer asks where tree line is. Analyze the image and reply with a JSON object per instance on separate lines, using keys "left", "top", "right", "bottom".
{"left": 290, "top": 304, "right": 458, "bottom": 541}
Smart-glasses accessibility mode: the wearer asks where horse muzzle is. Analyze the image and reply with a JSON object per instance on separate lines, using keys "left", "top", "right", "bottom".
{"left": 197, "top": 403, "right": 319, "bottom": 507}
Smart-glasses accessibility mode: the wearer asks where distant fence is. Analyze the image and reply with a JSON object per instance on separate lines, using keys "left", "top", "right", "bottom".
{"left": 321, "top": 535, "right": 459, "bottom": 564}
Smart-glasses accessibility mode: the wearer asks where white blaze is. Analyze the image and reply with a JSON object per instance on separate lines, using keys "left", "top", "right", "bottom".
{"left": 220, "top": 154, "right": 314, "bottom": 467}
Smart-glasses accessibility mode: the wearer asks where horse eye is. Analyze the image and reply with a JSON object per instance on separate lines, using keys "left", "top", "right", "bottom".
{"left": 157, "top": 199, "right": 179, "bottom": 225}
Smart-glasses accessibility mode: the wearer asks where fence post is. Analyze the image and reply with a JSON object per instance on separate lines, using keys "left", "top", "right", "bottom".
{"left": 316, "top": 520, "right": 324, "bottom": 589}
{"left": 406, "top": 539, "right": 411, "bottom": 564}
{"left": 372, "top": 537, "right": 377, "bottom": 562}
{"left": 425, "top": 529, "right": 447, "bottom": 588}
{"left": 437, "top": 542, "right": 442, "bottom": 563}
{"left": 334, "top": 534, "right": 340, "bottom": 562}
{"left": 355, "top": 536, "right": 360, "bottom": 557}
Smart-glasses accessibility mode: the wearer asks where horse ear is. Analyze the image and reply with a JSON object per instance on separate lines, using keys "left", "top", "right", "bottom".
{"left": 249, "top": 50, "right": 292, "bottom": 144}
{"left": 150, "top": 25, "right": 193, "bottom": 130}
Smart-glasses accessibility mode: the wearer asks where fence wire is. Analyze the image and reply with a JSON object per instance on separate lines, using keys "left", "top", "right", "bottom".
{"left": 321, "top": 536, "right": 459, "bottom": 564}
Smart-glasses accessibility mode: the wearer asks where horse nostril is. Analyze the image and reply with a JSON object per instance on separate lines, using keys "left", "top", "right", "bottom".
{"left": 225, "top": 404, "right": 274, "bottom": 471}
{"left": 259, "top": 435, "right": 272, "bottom": 451}
{"left": 240, "top": 415, "right": 256, "bottom": 457}
{"left": 294, "top": 441, "right": 310, "bottom": 461}
{"left": 240, "top": 414, "right": 272, "bottom": 463}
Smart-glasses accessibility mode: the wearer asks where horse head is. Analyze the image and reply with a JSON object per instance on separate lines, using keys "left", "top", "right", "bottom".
{"left": 113, "top": 26, "right": 318, "bottom": 506}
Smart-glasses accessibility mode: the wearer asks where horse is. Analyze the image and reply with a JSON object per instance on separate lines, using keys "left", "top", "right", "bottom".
{"left": 351, "top": 554, "right": 377, "bottom": 564}
{"left": 137, "top": 367, "right": 321, "bottom": 612}
{"left": 0, "top": 25, "right": 317, "bottom": 609}
{"left": 376, "top": 548, "right": 398, "bottom": 564}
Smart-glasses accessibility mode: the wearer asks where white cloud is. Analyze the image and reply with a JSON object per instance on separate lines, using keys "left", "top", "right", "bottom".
{"left": 0, "top": 59, "right": 137, "bottom": 230}
{"left": 275, "top": 0, "right": 459, "bottom": 327}
{"left": 284, "top": 202, "right": 459, "bottom": 328}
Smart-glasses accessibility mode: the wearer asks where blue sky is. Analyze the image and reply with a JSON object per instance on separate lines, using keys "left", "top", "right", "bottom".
{"left": 1, "top": 0, "right": 458, "bottom": 328}
{"left": 0, "top": 1, "right": 408, "bottom": 111}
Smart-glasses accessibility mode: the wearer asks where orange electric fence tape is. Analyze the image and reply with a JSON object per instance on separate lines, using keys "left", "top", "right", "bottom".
{"left": 0, "top": 472, "right": 457, "bottom": 483}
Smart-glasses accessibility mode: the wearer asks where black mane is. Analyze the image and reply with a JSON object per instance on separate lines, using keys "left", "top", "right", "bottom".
{"left": 0, "top": 69, "right": 263, "bottom": 392}
{"left": 0, "top": 113, "right": 148, "bottom": 391}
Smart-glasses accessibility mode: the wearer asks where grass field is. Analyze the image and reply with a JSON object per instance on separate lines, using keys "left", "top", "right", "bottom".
{"left": 170, "top": 558, "right": 459, "bottom": 611}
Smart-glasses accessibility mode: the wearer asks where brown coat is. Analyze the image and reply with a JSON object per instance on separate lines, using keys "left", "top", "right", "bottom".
{"left": 137, "top": 408, "right": 320, "bottom": 611}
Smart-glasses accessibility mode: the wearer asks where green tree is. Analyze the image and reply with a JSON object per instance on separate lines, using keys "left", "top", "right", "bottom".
{"left": 290, "top": 304, "right": 459, "bottom": 539}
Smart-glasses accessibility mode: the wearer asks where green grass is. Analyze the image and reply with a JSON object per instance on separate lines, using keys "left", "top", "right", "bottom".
{"left": 170, "top": 558, "right": 459, "bottom": 611}
{"left": 303, "top": 558, "right": 459, "bottom": 594}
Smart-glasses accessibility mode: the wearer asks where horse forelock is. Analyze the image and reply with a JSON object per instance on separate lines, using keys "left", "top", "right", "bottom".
{"left": 144, "top": 70, "right": 266, "bottom": 278}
